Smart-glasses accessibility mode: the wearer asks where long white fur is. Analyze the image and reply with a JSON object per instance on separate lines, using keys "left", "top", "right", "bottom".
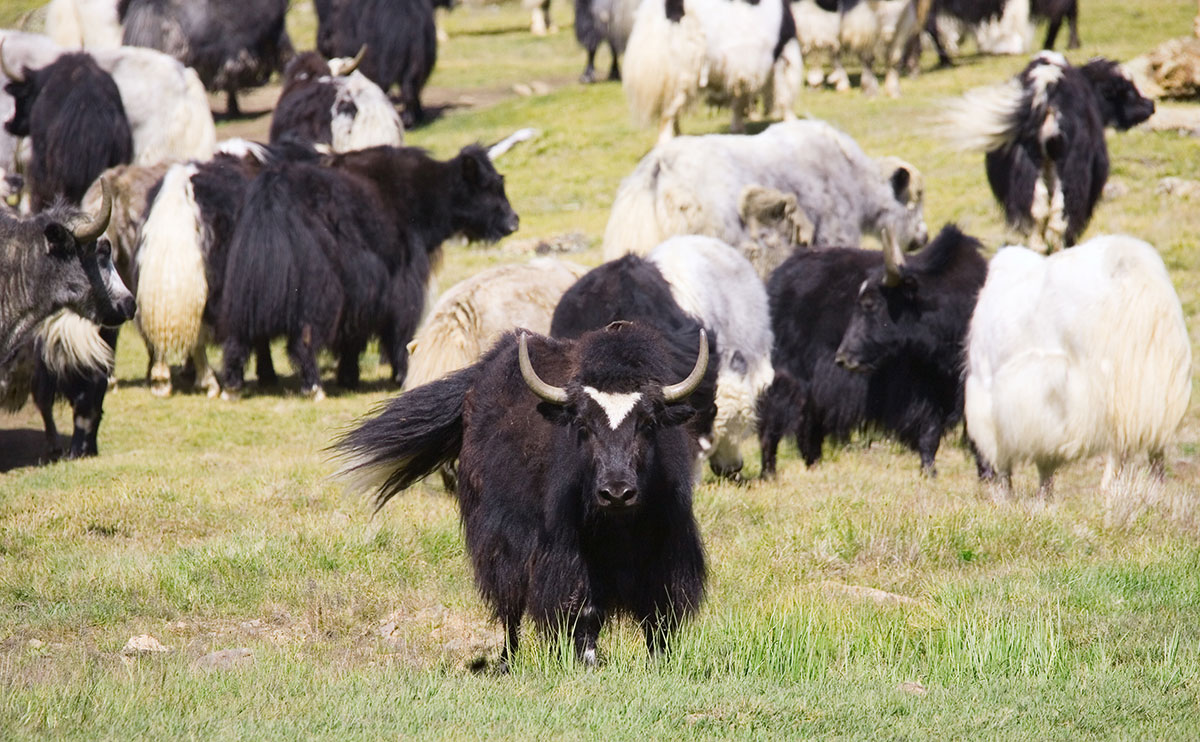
{"left": 602, "top": 119, "right": 927, "bottom": 259}
{"left": 44, "top": 0, "right": 123, "bottom": 50}
{"left": 136, "top": 163, "right": 208, "bottom": 368}
{"left": 622, "top": 0, "right": 795, "bottom": 142}
{"left": 403, "top": 258, "right": 588, "bottom": 390}
{"left": 965, "top": 236, "right": 1193, "bottom": 485}
{"left": 329, "top": 70, "right": 405, "bottom": 152}
{"left": 647, "top": 236, "right": 774, "bottom": 470}
{"left": 0, "top": 311, "right": 112, "bottom": 413}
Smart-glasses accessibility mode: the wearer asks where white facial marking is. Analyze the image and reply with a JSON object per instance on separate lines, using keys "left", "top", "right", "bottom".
{"left": 582, "top": 387, "right": 642, "bottom": 430}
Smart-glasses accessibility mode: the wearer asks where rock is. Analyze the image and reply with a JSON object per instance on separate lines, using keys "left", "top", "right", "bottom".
{"left": 26, "top": 638, "right": 43, "bottom": 648}
{"left": 1142, "top": 105, "right": 1200, "bottom": 136}
{"left": 820, "top": 581, "right": 924, "bottom": 608}
{"left": 1102, "top": 178, "right": 1129, "bottom": 201}
{"left": 898, "top": 680, "right": 927, "bottom": 696}
{"left": 193, "top": 648, "right": 254, "bottom": 671}
{"left": 501, "top": 231, "right": 590, "bottom": 256}
{"left": 1157, "top": 177, "right": 1200, "bottom": 199}
{"left": 1127, "top": 37, "right": 1200, "bottom": 100}
{"left": 121, "top": 635, "right": 171, "bottom": 655}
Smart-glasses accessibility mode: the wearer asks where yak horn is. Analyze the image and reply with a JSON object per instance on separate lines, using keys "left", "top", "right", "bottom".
{"left": 519, "top": 332, "right": 569, "bottom": 405}
{"left": 0, "top": 39, "right": 24, "bottom": 83}
{"left": 73, "top": 179, "right": 112, "bottom": 243}
{"left": 662, "top": 329, "right": 708, "bottom": 402}
{"left": 339, "top": 45, "right": 367, "bottom": 75}
{"left": 881, "top": 228, "right": 905, "bottom": 287}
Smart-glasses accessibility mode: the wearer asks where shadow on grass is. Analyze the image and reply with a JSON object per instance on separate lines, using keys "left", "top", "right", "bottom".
{"left": 0, "top": 428, "right": 68, "bottom": 472}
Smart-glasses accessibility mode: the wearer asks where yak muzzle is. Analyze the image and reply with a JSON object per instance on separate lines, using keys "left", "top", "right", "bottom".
{"left": 596, "top": 481, "right": 639, "bottom": 509}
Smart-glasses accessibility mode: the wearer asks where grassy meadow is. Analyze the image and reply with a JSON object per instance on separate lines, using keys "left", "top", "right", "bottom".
{"left": 3, "top": 0, "right": 1200, "bottom": 737}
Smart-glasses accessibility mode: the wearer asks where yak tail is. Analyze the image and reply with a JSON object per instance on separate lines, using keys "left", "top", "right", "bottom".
{"left": 136, "top": 163, "right": 208, "bottom": 365}
{"left": 332, "top": 363, "right": 480, "bottom": 510}
{"left": 942, "top": 79, "right": 1027, "bottom": 153}
{"left": 38, "top": 310, "right": 114, "bottom": 376}
{"left": 601, "top": 157, "right": 669, "bottom": 260}
{"left": 622, "top": 0, "right": 705, "bottom": 128}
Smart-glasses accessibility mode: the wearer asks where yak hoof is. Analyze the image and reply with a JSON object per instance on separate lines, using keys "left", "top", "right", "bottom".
{"left": 220, "top": 388, "right": 241, "bottom": 402}
{"left": 304, "top": 386, "right": 327, "bottom": 402}
{"left": 150, "top": 380, "right": 172, "bottom": 398}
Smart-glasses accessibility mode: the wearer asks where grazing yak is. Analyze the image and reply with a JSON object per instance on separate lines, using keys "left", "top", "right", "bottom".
{"left": 0, "top": 186, "right": 132, "bottom": 373}
{"left": 792, "top": 0, "right": 926, "bottom": 97}
{"left": 404, "top": 258, "right": 588, "bottom": 391}
{"left": 602, "top": 120, "right": 927, "bottom": 261}
{"left": 965, "top": 236, "right": 1192, "bottom": 498}
{"left": 135, "top": 141, "right": 283, "bottom": 397}
{"left": 120, "top": 0, "right": 293, "bottom": 117}
{"left": 759, "top": 224, "right": 987, "bottom": 477}
{"left": 219, "top": 144, "right": 519, "bottom": 400}
{"left": 622, "top": 0, "right": 799, "bottom": 143}
{"left": 0, "top": 32, "right": 217, "bottom": 173}
{"left": 574, "top": 0, "right": 640, "bottom": 83}
{"left": 948, "top": 52, "right": 1154, "bottom": 252}
{"left": 924, "top": 0, "right": 1081, "bottom": 66}
{"left": 270, "top": 49, "right": 404, "bottom": 152}
{"left": 551, "top": 239, "right": 774, "bottom": 479}
{"left": 2, "top": 49, "right": 132, "bottom": 211}
{"left": 316, "top": 0, "right": 437, "bottom": 128}
{"left": 335, "top": 322, "right": 709, "bottom": 669}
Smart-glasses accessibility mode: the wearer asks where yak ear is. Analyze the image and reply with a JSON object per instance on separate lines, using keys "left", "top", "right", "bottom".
{"left": 890, "top": 166, "right": 911, "bottom": 202}
{"left": 43, "top": 223, "right": 74, "bottom": 257}
{"left": 658, "top": 401, "right": 695, "bottom": 428}
{"left": 460, "top": 149, "right": 484, "bottom": 186}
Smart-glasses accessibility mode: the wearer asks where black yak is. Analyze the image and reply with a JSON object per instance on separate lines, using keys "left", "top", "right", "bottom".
{"left": 119, "top": 0, "right": 293, "bottom": 117}
{"left": 335, "top": 322, "right": 709, "bottom": 669}
{"left": 2, "top": 48, "right": 133, "bottom": 211}
{"left": 949, "top": 52, "right": 1154, "bottom": 252}
{"left": 758, "top": 225, "right": 987, "bottom": 477}
{"left": 218, "top": 144, "right": 518, "bottom": 399}
{"left": 316, "top": 0, "right": 437, "bottom": 128}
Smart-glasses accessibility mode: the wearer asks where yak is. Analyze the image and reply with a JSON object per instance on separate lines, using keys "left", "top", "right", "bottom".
{"left": 2, "top": 49, "right": 132, "bottom": 211}
{"left": 269, "top": 49, "right": 405, "bottom": 153}
{"left": 316, "top": 0, "right": 437, "bottom": 128}
{"left": 335, "top": 322, "right": 709, "bottom": 669}
{"left": 948, "top": 52, "right": 1154, "bottom": 252}
{"left": 574, "top": 0, "right": 639, "bottom": 84}
{"left": 120, "top": 0, "right": 293, "bottom": 117}
{"left": 759, "top": 224, "right": 987, "bottom": 477}
{"left": 965, "top": 236, "right": 1192, "bottom": 498}
{"left": 218, "top": 144, "right": 518, "bottom": 400}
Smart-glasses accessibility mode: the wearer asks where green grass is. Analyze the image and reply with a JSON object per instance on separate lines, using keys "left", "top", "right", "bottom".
{"left": 4, "top": 0, "right": 1200, "bottom": 738}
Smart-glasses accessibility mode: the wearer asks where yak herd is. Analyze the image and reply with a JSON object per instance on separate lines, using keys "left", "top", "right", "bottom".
{"left": 0, "top": 0, "right": 1195, "bottom": 669}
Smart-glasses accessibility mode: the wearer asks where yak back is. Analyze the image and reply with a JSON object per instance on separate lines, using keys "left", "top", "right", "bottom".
{"left": 4, "top": 53, "right": 132, "bottom": 210}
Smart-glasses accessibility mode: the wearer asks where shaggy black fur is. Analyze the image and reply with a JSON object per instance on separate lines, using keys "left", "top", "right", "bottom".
{"left": 4, "top": 53, "right": 132, "bottom": 211}
{"left": 983, "top": 55, "right": 1154, "bottom": 247}
{"left": 550, "top": 254, "right": 720, "bottom": 464}
{"left": 758, "top": 225, "right": 987, "bottom": 477}
{"left": 218, "top": 144, "right": 518, "bottom": 397}
{"left": 316, "top": 0, "right": 436, "bottom": 128}
{"left": 336, "top": 323, "right": 706, "bottom": 668}
{"left": 120, "top": 0, "right": 293, "bottom": 116}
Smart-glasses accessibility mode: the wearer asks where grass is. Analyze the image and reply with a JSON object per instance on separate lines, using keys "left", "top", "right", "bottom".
{"left": 3, "top": 0, "right": 1200, "bottom": 737}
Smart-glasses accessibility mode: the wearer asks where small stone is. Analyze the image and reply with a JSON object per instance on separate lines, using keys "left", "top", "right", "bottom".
{"left": 121, "top": 635, "right": 170, "bottom": 655}
{"left": 512, "top": 83, "right": 533, "bottom": 97}
{"left": 193, "top": 648, "right": 254, "bottom": 671}
{"left": 898, "top": 680, "right": 927, "bottom": 696}
{"left": 26, "top": 638, "right": 43, "bottom": 648}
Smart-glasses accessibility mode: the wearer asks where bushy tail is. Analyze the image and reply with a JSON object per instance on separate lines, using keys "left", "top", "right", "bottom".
{"left": 943, "top": 79, "right": 1027, "bottom": 152}
{"left": 136, "top": 163, "right": 208, "bottom": 365}
{"left": 601, "top": 157, "right": 668, "bottom": 260}
{"left": 38, "top": 310, "right": 114, "bottom": 376}
{"left": 622, "top": 0, "right": 705, "bottom": 127}
{"left": 333, "top": 363, "right": 481, "bottom": 510}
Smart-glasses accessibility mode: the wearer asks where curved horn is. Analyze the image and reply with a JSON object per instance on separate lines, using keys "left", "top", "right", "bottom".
{"left": 881, "top": 227, "right": 905, "bottom": 287}
{"left": 339, "top": 45, "right": 367, "bottom": 75}
{"left": 662, "top": 329, "right": 708, "bottom": 402}
{"left": 519, "top": 333, "right": 569, "bottom": 405}
{"left": 73, "top": 179, "right": 112, "bottom": 243}
{"left": 0, "top": 39, "right": 24, "bottom": 83}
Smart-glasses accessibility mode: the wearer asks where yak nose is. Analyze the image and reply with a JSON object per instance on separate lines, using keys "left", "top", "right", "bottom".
{"left": 834, "top": 351, "right": 856, "bottom": 371}
{"left": 118, "top": 294, "right": 137, "bottom": 322}
{"left": 597, "top": 481, "right": 638, "bottom": 508}
{"left": 505, "top": 211, "right": 520, "bottom": 233}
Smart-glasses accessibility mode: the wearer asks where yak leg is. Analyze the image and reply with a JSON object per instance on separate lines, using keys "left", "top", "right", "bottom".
{"left": 496, "top": 609, "right": 522, "bottom": 674}
{"left": 729, "top": 94, "right": 751, "bottom": 133}
{"left": 759, "top": 425, "right": 782, "bottom": 478}
{"left": 255, "top": 340, "right": 278, "bottom": 386}
{"left": 287, "top": 327, "right": 325, "bottom": 401}
{"left": 191, "top": 336, "right": 221, "bottom": 398}
{"left": 530, "top": 0, "right": 552, "bottom": 35}
{"left": 225, "top": 86, "right": 241, "bottom": 118}
{"left": 828, "top": 51, "right": 851, "bottom": 92}
{"left": 336, "top": 336, "right": 367, "bottom": 390}
{"left": 1042, "top": 16, "right": 1064, "bottom": 49}
{"left": 580, "top": 43, "right": 599, "bottom": 84}
{"left": 1036, "top": 462, "right": 1056, "bottom": 500}
{"left": 859, "top": 52, "right": 880, "bottom": 97}
{"left": 917, "top": 428, "right": 940, "bottom": 478}
{"left": 220, "top": 337, "right": 253, "bottom": 400}
{"left": 149, "top": 348, "right": 172, "bottom": 398}
{"left": 607, "top": 39, "right": 621, "bottom": 81}
{"left": 1149, "top": 449, "right": 1167, "bottom": 481}
{"left": 1066, "top": 7, "right": 1081, "bottom": 49}
{"left": 65, "top": 369, "right": 107, "bottom": 458}
{"left": 572, "top": 605, "right": 603, "bottom": 666}
{"left": 988, "top": 469, "right": 1014, "bottom": 503}
{"left": 32, "top": 365, "right": 61, "bottom": 459}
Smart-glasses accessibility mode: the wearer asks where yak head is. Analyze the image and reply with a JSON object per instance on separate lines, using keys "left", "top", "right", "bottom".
{"left": 835, "top": 225, "right": 979, "bottom": 373}
{"left": 450, "top": 145, "right": 520, "bottom": 243}
{"left": 877, "top": 157, "right": 929, "bottom": 252}
{"left": 42, "top": 181, "right": 136, "bottom": 328}
{"left": 520, "top": 322, "right": 706, "bottom": 512}
{"left": 1082, "top": 58, "right": 1154, "bottom": 131}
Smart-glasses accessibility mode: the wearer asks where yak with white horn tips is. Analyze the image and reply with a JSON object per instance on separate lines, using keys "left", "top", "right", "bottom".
{"left": 334, "top": 322, "right": 708, "bottom": 671}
